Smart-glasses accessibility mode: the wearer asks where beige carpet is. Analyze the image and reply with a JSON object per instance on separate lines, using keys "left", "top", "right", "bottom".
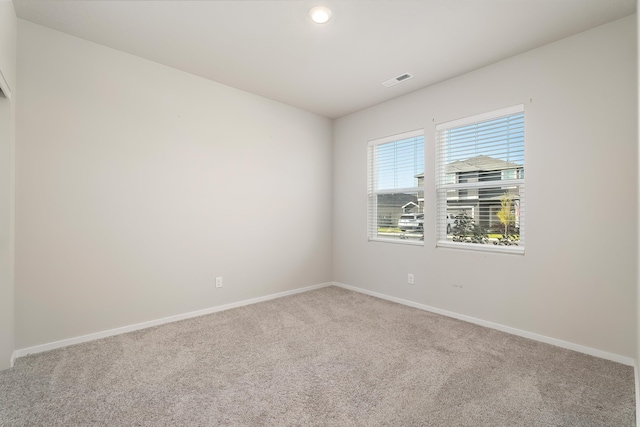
{"left": 0, "top": 286, "right": 635, "bottom": 426}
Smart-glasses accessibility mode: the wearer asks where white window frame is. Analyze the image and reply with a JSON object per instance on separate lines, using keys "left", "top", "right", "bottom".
{"left": 435, "top": 105, "right": 525, "bottom": 254}
{"left": 367, "top": 129, "right": 424, "bottom": 246}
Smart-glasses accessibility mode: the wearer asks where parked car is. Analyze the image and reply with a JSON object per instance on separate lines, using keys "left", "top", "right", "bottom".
{"left": 446, "top": 213, "right": 456, "bottom": 234}
{"left": 398, "top": 213, "right": 424, "bottom": 232}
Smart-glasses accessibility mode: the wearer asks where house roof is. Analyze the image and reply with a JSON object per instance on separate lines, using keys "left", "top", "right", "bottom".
{"left": 377, "top": 193, "right": 419, "bottom": 207}
{"left": 445, "top": 155, "right": 520, "bottom": 173}
{"left": 415, "top": 155, "right": 520, "bottom": 179}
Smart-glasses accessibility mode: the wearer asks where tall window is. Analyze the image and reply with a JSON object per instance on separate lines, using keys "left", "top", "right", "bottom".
{"left": 368, "top": 130, "right": 424, "bottom": 244}
{"left": 436, "top": 105, "right": 525, "bottom": 253}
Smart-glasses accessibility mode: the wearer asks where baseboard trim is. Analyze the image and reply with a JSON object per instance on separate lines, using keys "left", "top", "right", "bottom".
{"left": 13, "top": 282, "right": 332, "bottom": 360}
{"left": 635, "top": 361, "right": 639, "bottom": 423}
{"left": 9, "top": 351, "right": 15, "bottom": 368}
{"left": 13, "top": 281, "right": 633, "bottom": 368}
{"left": 333, "top": 282, "right": 634, "bottom": 366}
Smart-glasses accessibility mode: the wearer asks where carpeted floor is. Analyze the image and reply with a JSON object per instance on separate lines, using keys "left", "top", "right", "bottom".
{"left": 0, "top": 286, "right": 635, "bottom": 426}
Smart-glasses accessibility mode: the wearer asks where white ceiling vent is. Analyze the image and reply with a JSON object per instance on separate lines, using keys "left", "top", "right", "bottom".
{"left": 382, "top": 73, "right": 413, "bottom": 87}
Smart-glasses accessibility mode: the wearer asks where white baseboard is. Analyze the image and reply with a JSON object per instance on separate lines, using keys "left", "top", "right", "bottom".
{"left": 333, "top": 282, "right": 635, "bottom": 366}
{"left": 12, "top": 282, "right": 332, "bottom": 361}
{"left": 10, "top": 351, "right": 15, "bottom": 368}
{"left": 12, "top": 281, "right": 634, "bottom": 368}
{"left": 635, "top": 361, "right": 639, "bottom": 423}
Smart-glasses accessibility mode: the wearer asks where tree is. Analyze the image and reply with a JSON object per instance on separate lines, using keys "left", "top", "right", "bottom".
{"left": 496, "top": 193, "right": 515, "bottom": 236}
{"left": 452, "top": 210, "right": 488, "bottom": 244}
{"left": 495, "top": 192, "right": 519, "bottom": 246}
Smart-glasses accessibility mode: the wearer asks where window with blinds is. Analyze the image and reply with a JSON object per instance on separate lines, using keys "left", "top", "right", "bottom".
{"left": 368, "top": 130, "right": 424, "bottom": 244}
{"left": 435, "top": 105, "right": 525, "bottom": 253}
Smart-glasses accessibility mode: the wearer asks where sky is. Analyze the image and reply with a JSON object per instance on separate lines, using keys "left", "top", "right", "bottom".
{"left": 374, "top": 135, "right": 424, "bottom": 190}
{"left": 444, "top": 113, "right": 524, "bottom": 166}
{"left": 374, "top": 112, "right": 524, "bottom": 191}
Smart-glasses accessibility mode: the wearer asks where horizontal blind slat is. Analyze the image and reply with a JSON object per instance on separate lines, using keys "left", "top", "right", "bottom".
{"left": 436, "top": 109, "right": 525, "bottom": 250}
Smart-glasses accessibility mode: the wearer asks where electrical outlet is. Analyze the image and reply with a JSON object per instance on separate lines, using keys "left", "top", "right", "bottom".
{"left": 408, "top": 273, "right": 414, "bottom": 285}
{"left": 216, "top": 277, "right": 223, "bottom": 288}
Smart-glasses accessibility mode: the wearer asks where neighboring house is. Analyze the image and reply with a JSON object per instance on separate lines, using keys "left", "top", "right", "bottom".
{"left": 401, "top": 201, "right": 419, "bottom": 212}
{"left": 416, "top": 155, "right": 522, "bottom": 230}
{"left": 376, "top": 193, "right": 420, "bottom": 228}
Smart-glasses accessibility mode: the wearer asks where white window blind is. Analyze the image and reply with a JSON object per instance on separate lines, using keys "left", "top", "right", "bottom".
{"left": 436, "top": 105, "right": 525, "bottom": 253}
{"left": 368, "top": 130, "right": 424, "bottom": 244}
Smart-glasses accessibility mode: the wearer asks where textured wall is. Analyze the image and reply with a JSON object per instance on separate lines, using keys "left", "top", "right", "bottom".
{"left": 333, "top": 15, "right": 637, "bottom": 358}
{"left": 15, "top": 20, "right": 333, "bottom": 349}
{"left": 0, "top": 0, "right": 16, "bottom": 370}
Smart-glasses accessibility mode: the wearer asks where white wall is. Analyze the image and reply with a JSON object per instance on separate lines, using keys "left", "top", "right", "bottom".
{"left": 15, "top": 20, "right": 333, "bottom": 349}
{"left": 0, "top": 0, "right": 16, "bottom": 370}
{"left": 333, "top": 15, "right": 637, "bottom": 358}
{"left": 636, "top": 3, "right": 639, "bottom": 416}
{"left": 0, "top": 0, "right": 16, "bottom": 91}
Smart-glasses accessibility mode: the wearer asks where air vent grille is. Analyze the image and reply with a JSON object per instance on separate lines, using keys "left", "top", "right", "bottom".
{"left": 382, "top": 73, "right": 413, "bottom": 87}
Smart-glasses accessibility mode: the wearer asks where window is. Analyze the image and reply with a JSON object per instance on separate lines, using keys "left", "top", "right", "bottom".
{"left": 436, "top": 105, "right": 524, "bottom": 253}
{"left": 368, "top": 130, "right": 424, "bottom": 244}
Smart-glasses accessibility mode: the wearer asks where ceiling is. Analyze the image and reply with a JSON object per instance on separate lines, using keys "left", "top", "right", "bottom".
{"left": 13, "top": 0, "right": 637, "bottom": 119}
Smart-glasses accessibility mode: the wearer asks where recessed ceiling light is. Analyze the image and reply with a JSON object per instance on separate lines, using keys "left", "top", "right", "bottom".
{"left": 309, "top": 6, "right": 332, "bottom": 24}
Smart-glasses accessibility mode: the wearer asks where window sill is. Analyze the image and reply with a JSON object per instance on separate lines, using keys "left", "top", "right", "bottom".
{"left": 369, "top": 237, "right": 424, "bottom": 246}
{"left": 437, "top": 240, "right": 524, "bottom": 255}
